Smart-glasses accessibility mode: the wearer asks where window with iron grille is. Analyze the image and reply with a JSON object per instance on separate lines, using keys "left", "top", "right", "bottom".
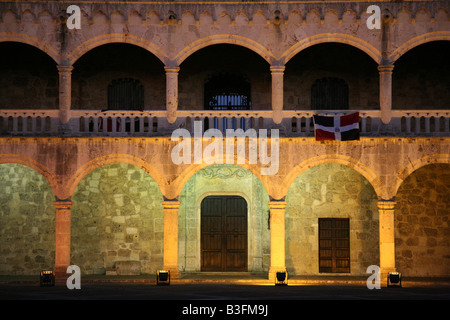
{"left": 204, "top": 73, "right": 251, "bottom": 110}
{"left": 311, "top": 77, "right": 349, "bottom": 110}
{"left": 107, "top": 78, "right": 144, "bottom": 110}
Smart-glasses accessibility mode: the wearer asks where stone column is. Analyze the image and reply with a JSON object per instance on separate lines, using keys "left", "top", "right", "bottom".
{"left": 378, "top": 64, "right": 394, "bottom": 125}
{"left": 270, "top": 66, "right": 285, "bottom": 125}
{"left": 58, "top": 65, "right": 74, "bottom": 132}
{"left": 162, "top": 199, "right": 181, "bottom": 279}
{"left": 378, "top": 199, "right": 397, "bottom": 281}
{"left": 268, "top": 200, "right": 287, "bottom": 281}
{"left": 54, "top": 199, "right": 73, "bottom": 282}
{"left": 165, "top": 66, "right": 180, "bottom": 124}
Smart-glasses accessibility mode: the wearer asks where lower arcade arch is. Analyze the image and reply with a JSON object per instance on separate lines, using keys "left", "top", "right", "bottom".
{"left": 285, "top": 163, "right": 379, "bottom": 276}
{"left": 70, "top": 162, "right": 164, "bottom": 275}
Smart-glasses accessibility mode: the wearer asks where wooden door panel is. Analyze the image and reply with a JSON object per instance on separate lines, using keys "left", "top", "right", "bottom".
{"left": 319, "top": 218, "right": 350, "bottom": 273}
{"left": 201, "top": 196, "right": 247, "bottom": 272}
{"left": 226, "top": 252, "right": 247, "bottom": 271}
{"left": 202, "top": 252, "right": 222, "bottom": 271}
{"left": 226, "top": 234, "right": 247, "bottom": 250}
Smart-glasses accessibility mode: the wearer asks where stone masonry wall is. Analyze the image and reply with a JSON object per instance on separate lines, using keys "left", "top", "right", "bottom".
{"left": 286, "top": 163, "right": 379, "bottom": 275}
{"left": 71, "top": 163, "right": 164, "bottom": 275}
{"left": 395, "top": 164, "right": 450, "bottom": 277}
{"left": 0, "top": 163, "right": 55, "bottom": 275}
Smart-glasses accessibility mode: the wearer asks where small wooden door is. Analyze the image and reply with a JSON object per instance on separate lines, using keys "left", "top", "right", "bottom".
{"left": 201, "top": 196, "right": 248, "bottom": 272}
{"left": 319, "top": 218, "right": 350, "bottom": 273}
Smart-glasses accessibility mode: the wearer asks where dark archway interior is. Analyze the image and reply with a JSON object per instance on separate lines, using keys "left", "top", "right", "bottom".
{"left": 0, "top": 42, "right": 58, "bottom": 109}
{"left": 393, "top": 41, "right": 450, "bottom": 110}
{"left": 72, "top": 43, "right": 165, "bottom": 110}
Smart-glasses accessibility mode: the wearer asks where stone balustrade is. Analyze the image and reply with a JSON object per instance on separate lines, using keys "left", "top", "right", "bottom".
{"left": 0, "top": 109, "right": 449, "bottom": 137}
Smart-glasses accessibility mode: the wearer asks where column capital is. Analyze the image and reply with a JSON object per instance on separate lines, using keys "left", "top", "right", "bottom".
{"left": 377, "top": 199, "right": 396, "bottom": 210}
{"left": 162, "top": 199, "right": 181, "bottom": 209}
{"left": 270, "top": 65, "right": 285, "bottom": 74}
{"left": 57, "top": 65, "right": 74, "bottom": 73}
{"left": 53, "top": 199, "right": 73, "bottom": 210}
{"left": 268, "top": 200, "right": 287, "bottom": 210}
{"left": 164, "top": 66, "right": 180, "bottom": 74}
{"left": 377, "top": 64, "right": 394, "bottom": 73}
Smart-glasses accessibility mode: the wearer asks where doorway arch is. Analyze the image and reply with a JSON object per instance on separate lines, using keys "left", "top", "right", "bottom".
{"left": 178, "top": 164, "right": 270, "bottom": 273}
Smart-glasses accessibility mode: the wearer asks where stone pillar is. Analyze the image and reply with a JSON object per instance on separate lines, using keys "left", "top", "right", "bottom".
{"left": 58, "top": 65, "right": 74, "bottom": 132}
{"left": 378, "top": 199, "right": 397, "bottom": 281}
{"left": 165, "top": 66, "right": 180, "bottom": 124}
{"left": 378, "top": 64, "right": 394, "bottom": 125}
{"left": 162, "top": 199, "right": 181, "bottom": 279}
{"left": 270, "top": 66, "right": 285, "bottom": 125}
{"left": 54, "top": 199, "right": 73, "bottom": 282}
{"left": 268, "top": 200, "right": 287, "bottom": 281}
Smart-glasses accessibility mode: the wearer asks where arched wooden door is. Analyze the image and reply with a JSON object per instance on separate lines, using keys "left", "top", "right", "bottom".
{"left": 201, "top": 196, "right": 248, "bottom": 272}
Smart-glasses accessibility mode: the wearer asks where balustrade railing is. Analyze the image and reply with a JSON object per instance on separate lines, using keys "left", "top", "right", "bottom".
{"left": 0, "top": 110, "right": 59, "bottom": 135}
{"left": 0, "top": 109, "right": 449, "bottom": 137}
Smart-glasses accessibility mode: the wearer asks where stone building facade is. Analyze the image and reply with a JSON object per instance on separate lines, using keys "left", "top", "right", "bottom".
{"left": 0, "top": 0, "right": 449, "bottom": 282}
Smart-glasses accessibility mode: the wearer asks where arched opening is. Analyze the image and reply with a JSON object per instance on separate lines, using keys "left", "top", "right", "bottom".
{"left": 0, "top": 42, "right": 58, "bottom": 110}
{"left": 395, "top": 163, "right": 450, "bottom": 276}
{"left": 71, "top": 162, "right": 164, "bottom": 275}
{"left": 0, "top": 163, "right": 55, "bottom": 275}
{"left": 178, "top": 164, "right": 270, "bottom": 273}
{"left": 284, "top": 43, "right": 378, "bottom": 110}
{"left": 72, "top": 43, "right": 165, "bottom": 110}
{"left": 179, "top": 44, "right": 270, "bottom": 110}
{"left": 285, "top": 163, "right": 379, "bottom": 276}
{"left": 393, "top": 41, "right": 450, "bottom": 110}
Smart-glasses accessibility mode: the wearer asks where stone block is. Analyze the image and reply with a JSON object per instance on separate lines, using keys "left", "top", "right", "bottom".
{"left": 114, "top": 261, "right": 141, "bottom": 275}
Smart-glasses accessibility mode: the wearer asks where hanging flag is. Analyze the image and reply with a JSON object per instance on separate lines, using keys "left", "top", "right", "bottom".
{"left": 313, "top": 112, "right": 360, "bottom": 141}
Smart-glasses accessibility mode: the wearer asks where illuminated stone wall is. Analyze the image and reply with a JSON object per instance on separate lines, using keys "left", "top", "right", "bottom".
{"left": 178, "top": 164, "right": 270, "bottom": 272}
{"left": 285, "top": 163, "right": 379, "bottom": 275}
{"left": 71, "top": 163, "right": 164, "bottom": 275}
{"left": 395, "top": 164, "right": 450, "bottom": 277}
{"left": 0, "top": 164, "right": 55, "bottom": 275}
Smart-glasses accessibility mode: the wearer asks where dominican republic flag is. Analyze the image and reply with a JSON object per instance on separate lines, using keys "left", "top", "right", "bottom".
{"left": 313, "top": 112, "right": 360, "bottom": 141}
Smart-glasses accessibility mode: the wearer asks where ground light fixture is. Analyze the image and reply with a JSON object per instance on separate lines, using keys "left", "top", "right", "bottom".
{"left": 387, "top": 272, "right": 402, "bottom": 287}
{"left": 40, "top": 270, "right": 55, "bottom": 287}
{"left": 275, "top": 271, "right": 288, "bottom": 286}
{"left": 157, "top": 270, "right": 170, "bottom": 285}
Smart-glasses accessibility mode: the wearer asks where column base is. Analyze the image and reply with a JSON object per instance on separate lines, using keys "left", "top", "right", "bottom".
{"left": 162, "top": 266, "right": 180, "bottom": 280}
{"left": 54, "top": 266, "right": 68, "bottom": 285}
{"left": 58, "top": 123, "right": 73, "bottom": 135}
{"left": 380, "top": 267, "right": 398, "bottom": 287}
{"left": 377, "top": 122, "right": 396, "bottom": 135}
